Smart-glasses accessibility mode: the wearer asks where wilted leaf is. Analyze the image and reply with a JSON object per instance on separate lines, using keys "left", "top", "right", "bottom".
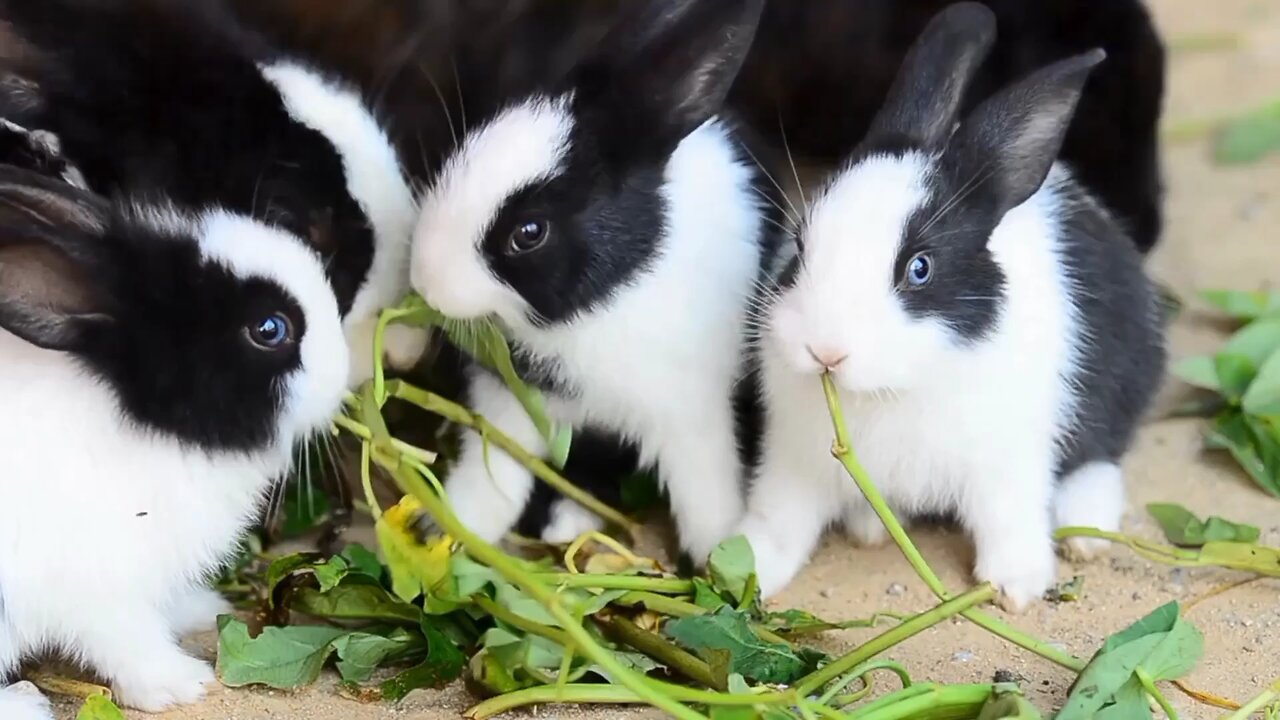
{"left": 708, "top": 536, "right": 756, "bottom": 605}
{"left": 216, "top": 617, "right": 348, "bottom": 689}
{"left": 1172, "top": 356, "right": 1221, "bottom": 392}
{"left": 977, "top": 683, "right": 1043, "bottom": 719}
{"left": 333, "top": 628, "right": 424, "bottom": 683}
{"left": 664, "top": 607, "right": 805, "bottom": 685}
{"left": 265, "top": 553, "right": 323, "bottom": 608}
{"left": 1058, "top": 602, "right": 1203, "bottom": 720}
{"left": 1198, "top": 541, "right": 1280, "bottom": 577}
{"left": 376, "top": 496, "right": 453, "bottom": 603}
{"left": 1214, "top": 100, "right": 1280, "bottom": 165}
{"left": 291, "top": 582, "right": 424, "bottom": 625}
{"left": 1202, "top": 290, "right": 1280, "bottom": 320}
{"left": 1045, "top": 575, "right": 1085, "bottom": 603}
{"left": 75, "top": 695, "right": 125, "bottom": 720}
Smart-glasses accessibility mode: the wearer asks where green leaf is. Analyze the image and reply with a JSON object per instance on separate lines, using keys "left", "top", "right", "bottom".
{"left": 1224, "top": 318, "right": 1280, "bottom": 367}
{"left": 1214, "top": 100, "right": 1280, "bottom": 165}
{"left": 691, "top": 578, "right": 730, "bottom": 611}
{"left": 216, "top": 616, "right": 348, "bottom": 689}
{"left": 312, "top": 556, "right": 350, "bottom": 593}
{"left": 265, "top": 552, "right": 323, "bottom": 608}
{"left": 1215, "top": 354, "right": 1258, "bottom": 400}
{"left": 1198, "top": 541, "right": 1280, "bottom": 577}
{"left": 291, "top": 582, "right": 424, "bottom": 625}
{"left": 664, "top": 607, "right": 805, "bottom": 685}
{"left": 1207, "top": 412, "right": 1280, "bottom": 497}
{"left": 1244, "top": 349, "right": 1280, "bottom": 416}
{"left": 1201, "top": 290, "right": 1280, "bottom": 320}
{"left": 1201, "top": 516, "right": 1261, "bottom": 544}
{"left": 279, "top": 477, "right": 334, "bottom": 538}
{"left": 378, "top": 619, "right": 466, "bottom": 701}
{"left": 1172, "top": 356, "right": 1221, "bottom": 392}
{"left": 333, "top": 628, "right": 425, "bottom": 683}
{"left": 1092, "top": 677, "right": 1153, "bottom": 720}
{"left": 340, "top": 543, "right": 386, "bottom": 581}
{"left": 1146, "top": 503, "right": 1205, "bottom": 546}
{"left": 708, "top": 535, "right": 756, "bottom": 604}
{"left": 75, "top": 695, "right": 126, "bottom": 720}
{"left": 1058, "top": 602, "right": 1203, "bottom": 720}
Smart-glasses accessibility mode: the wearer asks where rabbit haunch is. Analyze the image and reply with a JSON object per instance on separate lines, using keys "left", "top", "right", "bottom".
{"left": 410, "top": 0, "right": 781, "bottom": 562}
{"left": 0, "top": 0, "right": 425, "bottom": 386}
{"left": 738, "top": 3, "right": 1165, "bottom": 611}
{"left": 0, "top": 172, "right": 349, "bottom": 716}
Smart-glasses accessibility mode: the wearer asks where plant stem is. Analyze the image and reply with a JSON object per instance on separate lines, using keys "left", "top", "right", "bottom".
{"left": 1226, "top": 678, "right": 1280, "bottom": 720}
{"left": 1137, "top": 667, "right": 1180, "bottom": 720}
{"left": 604, "top": 616, "right": 725, "bottom": 690}
{"left": 25, "top": 672, "right": 112, "bottom": 701}
{"left": 611, "top": 592, "right": 793, "bottom": 646}
{"left": 388, "top": 380, "right": 638, "bottom": 535}
{"left": 471, "top": 594, "right": 574, "bottom": 648}
{"left": 793, "top": 584, "right": 994, "bottom": 697}
{"left": 535, "top": 573, "right": 693, "bottom": 593}
{"left": 333, "top": 413, "right": 438, "bottom": 465}
{"left": 384, "top": 461, "right": 707, "bottom": 720}
{"left": 820, "top": 374, "right": 1085, "bottom": 672}
{"left": 465, "top": 683, "right": 648, "bottom": 719}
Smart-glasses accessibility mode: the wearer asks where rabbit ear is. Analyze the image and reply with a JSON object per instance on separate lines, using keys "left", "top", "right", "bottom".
{"left": 946, "top": 49, "right": 1106, "bottom": 217}
{"left": 0, "top": 167, "right": 115, "bottom": 351}
{"left": 577, "top": 0, "right": 765, "bottom": 158}
{"left": 866, "top": 2, "right": 997, "bottom": 149}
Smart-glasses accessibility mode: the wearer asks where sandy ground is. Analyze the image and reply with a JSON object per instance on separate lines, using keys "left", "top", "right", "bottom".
{"left": 43, "top": 0, "right": 1280, "bottom": 717}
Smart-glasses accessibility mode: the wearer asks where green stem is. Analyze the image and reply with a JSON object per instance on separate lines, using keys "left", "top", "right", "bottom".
{"left": 465, "top": 684, "right": 647, "bottom": 719}
{"left": 793, "top": 584, "right": 994, "bottom": 697}
{"left": 535, "top": 573, "right": 693, "bottom": 593}
{"left": 1225, "top": 678, "right": 1280, "bottom": 720}
{"left": 817, "top": 659, "right": 911, "bottom": 706}
{"left": 820, "top": 374, "right": 1085, "bottom": 672}
{"left": 471, "top": 594, "right": 574, "bottom": 648}
{"left": 388, "top": 380, "right": 638, "bottom": 535}
{"left": 333, "top": 413, "right": 438, "bottom": 466}
{"left": 1136, "top": 667, "right": 1179, "bottom": 720}
{"left": 604, "top": 616, "right": 725, "bottom": 690}
{"left": 384, "top": 460, "right": 707, "bottom": 720}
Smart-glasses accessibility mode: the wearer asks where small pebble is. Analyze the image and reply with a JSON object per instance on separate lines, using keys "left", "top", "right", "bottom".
{"left": 1168, "top": 568, "right": 1187, "bottom": 583}
{"left": 886, "top": 583, "right": 906, "bottom": 596}
{"left": 819, "top": 588, "right": 834, "bottom": 599}
{"left": 1131, "top": 591, "right": 1142, "bottom": 601}
{"left": 952, "top": 650, "right": 976, "bottom": 663}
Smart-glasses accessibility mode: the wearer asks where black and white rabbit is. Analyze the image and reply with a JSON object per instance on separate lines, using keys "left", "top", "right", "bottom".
{"left": 0, "top": 0, "right": 426, "bottom": 387}
{"left": 736, "top": 3, "right": 1166, "bottom": 610}
{"left": 0, "top": 166, "right": 350, "bottom": 716}
{"left": 727, "top": 0, "right": 1167, "bottom": 253}
{"left": 409, "top": 0, "right": 785, "bottom": 563}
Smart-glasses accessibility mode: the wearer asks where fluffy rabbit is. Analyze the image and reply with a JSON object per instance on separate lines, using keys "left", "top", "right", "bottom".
{"left": 0, "top": 166, "right": 350, "bottom": 717}
{"left": 728, "top": 0, "right": 1167, "bottom": 253}
{"left": 410, "top": 0, "right": 785, "bottom": 563}
{"left": 0, "top": 0, "right": 426, "bottom": 387}
{"left": 737, "top": 3, "right": 1166, "bottom": 610}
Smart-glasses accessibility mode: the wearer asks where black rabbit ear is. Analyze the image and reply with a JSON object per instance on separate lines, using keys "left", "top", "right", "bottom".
{"left": 0, "top": 167, "right": 114, "bottom": 351}
{"left": 0, "top": 119, "right": 87, "bottom": 188}
{"left": 866, "top": 2, "right": 997, "bottom": 149}
{"left": 947, "top": 49, "right": 1106, "bottom": 217}
{"left": 577, "top": 0, "right": 765, "bottom": 158}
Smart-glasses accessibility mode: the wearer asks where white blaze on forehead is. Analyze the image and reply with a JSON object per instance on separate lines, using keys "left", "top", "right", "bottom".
{"left": 410, "top": 95, "right": 574, "bottom": 321}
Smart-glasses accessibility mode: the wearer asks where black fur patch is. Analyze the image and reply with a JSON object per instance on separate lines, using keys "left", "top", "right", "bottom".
{"left": 0, "top": 0, "right": 374, "bottom": 316}
{"left": 1050, "top": 184, "right": 1166, "bottom": 475}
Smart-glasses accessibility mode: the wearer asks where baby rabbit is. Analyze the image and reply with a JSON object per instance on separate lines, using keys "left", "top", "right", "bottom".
{"left": 737, "top": 2, "right": 1166, "bottom": 610}
{"left": 0, "top": 0, "right": 426, "bottom": 387}
{"left": 410, "top": 0, "right": 784, "bottom": 563}
{"left": 0, "top": 166, "right": 349, "bottom": 716}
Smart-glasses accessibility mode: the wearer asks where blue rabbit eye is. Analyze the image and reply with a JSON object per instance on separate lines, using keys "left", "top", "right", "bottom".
{"left": 906, "top": 253, "right": 933, "bottom": 286}
{"left": 247, "top": 313, "right": 293, "bottom": 350}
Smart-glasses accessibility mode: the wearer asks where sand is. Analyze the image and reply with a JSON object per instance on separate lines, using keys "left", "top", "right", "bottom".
{"left": 44, "top": 0, "right": 1280, "bottom": 717}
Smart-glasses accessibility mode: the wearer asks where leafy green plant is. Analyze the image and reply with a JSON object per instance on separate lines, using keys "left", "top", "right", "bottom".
{"left": 75, "top": 694, "right": 125, "bottom": 720}
{"left": 1173, "top": 289, "right": 1280, "bottom": 496}
{"left": 1147, "top": 503, "right": 1261, "bottom": 546}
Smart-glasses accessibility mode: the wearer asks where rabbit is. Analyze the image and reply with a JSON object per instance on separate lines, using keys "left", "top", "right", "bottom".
{"left": 735, "top": 2, "right": 1167, "bottom": 611}
{"left": 726, "top": 0, "right": 1167, "bottom": 254}
{"left": 0, "top": 0, "right": 427, "bottom": 388}
{"left": 409, "top": 0, "right": 788, "bottom": 564}
{"left": 0, "top": 164, "right": 351, "bottom": 717}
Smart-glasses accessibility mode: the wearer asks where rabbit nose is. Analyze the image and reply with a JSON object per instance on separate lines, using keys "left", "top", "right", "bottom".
{"left": 806, "top": 344, "right": 848, "bottom": 370}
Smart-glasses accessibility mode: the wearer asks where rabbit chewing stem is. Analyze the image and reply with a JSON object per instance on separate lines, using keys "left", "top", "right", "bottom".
{"left": 819, "top": 373, "right": 1086, "bottom": 673}
{"left": 387, "top": 380, "right": 639, "bottom": 536}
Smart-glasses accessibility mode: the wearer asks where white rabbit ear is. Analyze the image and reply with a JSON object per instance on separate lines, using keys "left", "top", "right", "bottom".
{"left": 946, "top": 49, "right": 1106, "bottom": 217}
{"left": 577, "top": 0, "right": 765, "bottom": 157}
{"left": 866, "top": 1, "right": 997, "bottom": 149}
{"left": 0, "top": 168, "right": 114, "bottom": 351}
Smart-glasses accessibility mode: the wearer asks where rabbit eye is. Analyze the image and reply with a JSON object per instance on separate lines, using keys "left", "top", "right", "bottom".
{"left": 247, "top": 312, "right": 294, "bottom": 350}
{"left": 905, "top": 253, "right": 933, "bottom": 287}
{"left": 507, "top": 219, "right": 550, "bottom": 255}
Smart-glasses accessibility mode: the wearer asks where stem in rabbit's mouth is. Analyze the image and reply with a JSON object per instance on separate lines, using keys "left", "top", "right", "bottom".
{"left": 819, "top": 372, "right": 1085, "bottom": 672}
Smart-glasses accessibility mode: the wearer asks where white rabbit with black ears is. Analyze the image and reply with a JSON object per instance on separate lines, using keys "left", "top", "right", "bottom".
{"left": 0, "top": 166, "right": 350, "bottom": 718}
{"left": 410, "top": 0, "right": 786, "bottom": 564}
{"left": 737, "top": 2, "right": 1166, "bottom": 611}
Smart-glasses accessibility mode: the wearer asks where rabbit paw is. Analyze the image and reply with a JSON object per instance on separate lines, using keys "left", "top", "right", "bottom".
{"left": 540, "top": 500, "right": 605, "bottom": 545}
{"left": 0, "top": 681, "right": 54, "bottom": 720}
{"left": 974, "top": 546, "right": 1056, "bottom": 614}
{"left": 113, "top": 653, "right": 214, "bottom": 712}
{"left": 166, "top": 586, "right": 233, "bottom": 636}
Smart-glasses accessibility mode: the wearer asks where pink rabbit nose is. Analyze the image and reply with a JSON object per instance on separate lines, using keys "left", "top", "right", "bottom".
{"left": 806, "top": 345, "right": 848, "bottom": 370}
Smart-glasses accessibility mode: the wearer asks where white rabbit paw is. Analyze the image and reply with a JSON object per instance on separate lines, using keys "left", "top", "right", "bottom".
{"left": 540, "top": 501, "right": 605, "bottom": 545}
{"left": 974, "top": 546, "right": 1056, "bottom": 614}
{"left": 166, "top": 586, "right": 233, "bottom": 636}
{"left": 0, "top": 681, "right": 54, "bottom": 720}
{"left": 113, "top": 653, "right": 215, "bottom": 712}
